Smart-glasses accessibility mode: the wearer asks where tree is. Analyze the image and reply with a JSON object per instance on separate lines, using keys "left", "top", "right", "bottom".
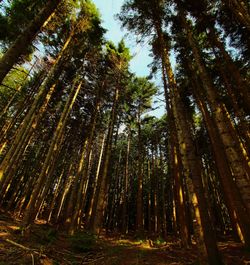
{"left": 126, "top": 76, "right": 157, "bottom": 235}
{"left": 89, "top": 40, "right": 132, "bottom": 234}
{"left": 0, "top": 0, "right": 61, "bottom": 84}
{"left": 119, "top": 1, "right": 223, "bottom": 264}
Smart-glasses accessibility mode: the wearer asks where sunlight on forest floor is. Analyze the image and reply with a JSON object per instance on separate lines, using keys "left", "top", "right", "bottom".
{"left": 103, "top": 238, "right": 154, "bottom": 249}
{"left": 0, "top": 211, "right": 250, "bottom": 265}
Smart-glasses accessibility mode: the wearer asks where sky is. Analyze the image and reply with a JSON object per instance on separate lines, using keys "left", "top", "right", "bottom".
{"left": 92, "top": 0, "right": 152, "bottom": 76}
{"left": 92, "top": 0, "right": 165, "bottom": 117}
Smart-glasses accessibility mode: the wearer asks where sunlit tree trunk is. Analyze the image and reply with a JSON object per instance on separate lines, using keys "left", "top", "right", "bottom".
{"left": 152, "top": 146, "right": 160, "bottom": 235}
{"left": 86, "top": 133, "right": 105, "bottom": 228}
{"left": 173, "top": 142, "right": 190, "bottom": 246}
{"left": 215, "top": 61, "right": 250, "bottom": 151}
{"left": 147, "top": 159, "right": 152, "bottom": 236}
{"left": 161, "top": 65, "right": 190, "bottom": 246}
{"left": 90, "top": 87, "right": 119, "bottom": 234}
{"left": 68, "top": 95, "right": 102, "bottom": 234}
{"left": 153, "top": 12, "right": 222, "bottom": 261}
{"left": 0, "top": 57, "right": 39, "bottom": 121}
{"left": 169, "top": 77, "right": 222, "bottom": 265}
{"left": 0, "top": 0, "right": 61, "bottom": 84}
{"left": 0, "top": 70, "right": 46, "bottom": 152}
{"left": 53, "top": 163, "right": 76, "bottom": 224}
{"left": 0, "top": 83, "right": 56, "bottom": 202}
{"left": 207, "top": 28, "right": 250, "bottom": 113}
{"left": 106, "top": 148, "right": 122, "bottom": 231}
{"left": 136, "top": 105, "right": 144, "bottom": 235}
{"left": 189, "top": 72, "right": 250, "bottom": 247}
{"left": 47, "top": 166, "right": 67, "bottom": 223}
{"left": 23, "top": 80, "right": 82, "bottom": 225}
{"left": 178, "top": 11, "right": 250, "bottom": 219}
{"left": 159, "top": 143, "right": 168, "bottom": 239}
{"left": 121, "top": 126, "right": 131, "bottom": 234}
{"left": 0, "top": 32, "right": 74, "bottom": 187}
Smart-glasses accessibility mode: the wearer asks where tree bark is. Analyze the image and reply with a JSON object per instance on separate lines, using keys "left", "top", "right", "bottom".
{"left": 90, "top": 87, "right": 119, "bottom": 234}
{"left": 221, "top": 0, "right": 250, "bottom": 30}
{"left": 0, "top": 31, "right": 73, "bottom": 189}
{"left": 154, "top": 15, "right": 222, "bottom": 263}
{"left": 136, "top": 105, "right": 144, "bottom": 235}
{"left": 179, "top": 12, "right": 250, "bottom": 218}
{"left": 23, "top": 81, "right": 82, "bottom": 225}
{"left": 189, "top": 70, "right": 250, "bottom": 247}
{"left": 121, "top": 126, "right": 131, "bottom": 234}
{"left": 0, "top": 0, "right": 61, "bottom": 84}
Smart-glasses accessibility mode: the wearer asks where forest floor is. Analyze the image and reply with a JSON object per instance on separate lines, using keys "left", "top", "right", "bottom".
{"left": 0, "top": 211, "right": 250, "bottom": 265}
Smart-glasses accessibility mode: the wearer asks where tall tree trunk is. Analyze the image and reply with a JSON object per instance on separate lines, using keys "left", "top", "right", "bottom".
{"left": 121, "top": 126, "right": 131, "bottom": 234}
{"left": 0, "top": 31, "right": 74, "bottom": 187}
{"left": 147, "top": 159, "right": 152, "bottom": 236}
{"left": 173, "top": 142, "right": 190, "bottom": 247}
{"left": 23, "top": 80, "right": 82, "bottom": 225}
{"left": 207, "top": 27, "right": 250, "bottom": 112}
{"left": 159, "top": 143, "right": 168, "bottom": 240}
{"left": 162, "top": 64, "right": 190, "bottom": 246}
{"left": 169, "top": 75, "right": 222, "bottom": 265}
{"left": 221, "top": 0, "right": 250, "bottom": 30}
{"left": 136, "top": 106, "right": 144, "bottom": 235}
{"left": 0, "top": 57, "right": 39, "bottom": 121}
{"left": 189, "top": 71, "right": 250, "bottom": 247}
{"left": 178, "top": 11, "right": 250, "bottom": 217}
{"left": 0, "top": 70, "right": 46, "bottom": 151}
{"left": 53, "top": 163, "right": 76, "bottom": 223}
{"left": 68, "top": 98, "right": 101, "bottom": 234}
{"left": 154, "top": 15, "right": 222, "bottom": 262}
{"left": 0, "top": 0, "right": 61, "bottom": 84}
{"left": 90, "top": 87, "right": 119, "bottom": 234}
{"left": 0, "top": 82, "right": 56, "bottom": 201}
{"left": 86, "top": 133, "right": 106, "bottom": 228}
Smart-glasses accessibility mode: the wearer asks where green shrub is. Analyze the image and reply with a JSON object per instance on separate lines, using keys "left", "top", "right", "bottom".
{"left": 69, "top": 232, "right": 97, "bottom": 253}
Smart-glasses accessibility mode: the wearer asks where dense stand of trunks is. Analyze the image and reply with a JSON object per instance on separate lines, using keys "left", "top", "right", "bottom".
{"left": 0, "top": 1, "right": 249, "bottom": 265}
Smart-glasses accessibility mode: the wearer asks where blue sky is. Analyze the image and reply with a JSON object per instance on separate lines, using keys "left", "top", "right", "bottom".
{"left": 92, "top": 0, "right": 165, "bottom": 117}
{"left": 92, "top": 0, "right": 152, "bottom": 77}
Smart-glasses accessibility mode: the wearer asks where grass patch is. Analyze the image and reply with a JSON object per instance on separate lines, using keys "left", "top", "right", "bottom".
{"left": 106, "top": 244, "right": 126, "bottom": 255}
{"left": 69, "top": 232, "right": 97, "bottom": 253}
{"left": 33, "top": 227, "right": 58, "bottom": 245}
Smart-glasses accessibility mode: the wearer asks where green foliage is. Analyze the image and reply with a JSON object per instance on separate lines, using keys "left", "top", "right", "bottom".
{"left": 136, "top": 248, "right": 147, "bottom": 259}
{"left": 0, "top": 66, "right": 27, "bottom": 89}
{"left": 69, "top": 232, "right": 97, "bottom": 253}
{"left": 0, "top": 0, "right": 46, "bottom": 47}
{"left": 44, "top": 228, "right": 58, "bottom": 243}
{"left": 118, "top": 0, "right": 167, "bottom": 42}
{"left": 134, "top": 235, "right": 147, "bottom": 242}
{"left": 34, "top": 227, "right": 58, "bottom": 245}
{"left": 191, "top": 261, "right": 201, "bottom": 265}
{"left": 0, "top": 3, "right": 247, "bottom": 265}
{"left": 0, "top": 66, "right": 28, "bottom": 109}
{"left": 126, "top": 76, "right": 158, "bottom": 116}
{"left": 105, "top": 39, "right": 132, "bottom": 71}
{"left": 153, "top": 237, "right": 165, "bottom": 246}
{"left": 107, "top": 244, "right": 125, "bottom": 255}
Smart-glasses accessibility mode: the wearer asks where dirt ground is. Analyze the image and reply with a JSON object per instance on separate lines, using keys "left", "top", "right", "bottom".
{"left": 0, "top": 211, "right": 250, "bottom": 265}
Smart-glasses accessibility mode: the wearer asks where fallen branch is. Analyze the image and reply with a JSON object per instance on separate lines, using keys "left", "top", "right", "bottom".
{"left": 4, "top": 239, "right": 47, "bottom": 257}
{"left": 5, "top": 239, "right": 31, "bottom": 251}
{"left": 31, "top": 253, "right": 35, "bottom": 265}
{"left": 52, "top": 248, "right": 84, "bottom": 259}
{"left": 80, "top": 256, "right": 105, "bottom": 264}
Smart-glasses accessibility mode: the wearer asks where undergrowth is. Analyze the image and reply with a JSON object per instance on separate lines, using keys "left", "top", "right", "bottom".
{"left": 69, "top": 232, "right": 98, "bottom": 253}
